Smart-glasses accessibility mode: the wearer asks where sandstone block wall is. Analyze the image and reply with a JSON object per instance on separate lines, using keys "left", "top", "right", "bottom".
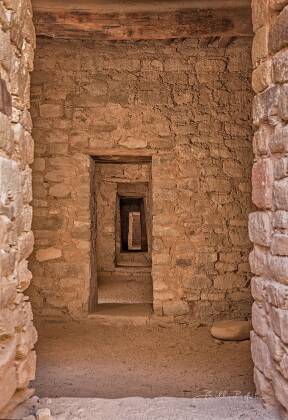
{"left": 0, "top": 0, "right": 36, "bottom": 413}
{"left": 30, "top": 37, "right": 253, "bottom": 321}
{"left": 250, "top": 0, "right": 288, "bottom": 416}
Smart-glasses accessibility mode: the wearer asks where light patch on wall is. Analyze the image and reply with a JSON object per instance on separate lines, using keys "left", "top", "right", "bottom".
{"left": 128, "top": 211, "right": 142, "bottom": 251}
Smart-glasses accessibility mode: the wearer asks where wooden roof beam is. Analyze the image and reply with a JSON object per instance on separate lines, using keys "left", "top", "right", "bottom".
{"left": 32, "top": 4, "right": 253, "bottom": 40}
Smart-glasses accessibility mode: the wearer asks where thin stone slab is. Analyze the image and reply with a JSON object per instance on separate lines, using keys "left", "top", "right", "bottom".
{"left": 210, "top": 320, "right": 252, "bottom": 341}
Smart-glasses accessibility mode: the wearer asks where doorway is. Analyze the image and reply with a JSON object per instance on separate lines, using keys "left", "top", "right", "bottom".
{"left": 90, "top": 156, "right": 153, "bottom": 313}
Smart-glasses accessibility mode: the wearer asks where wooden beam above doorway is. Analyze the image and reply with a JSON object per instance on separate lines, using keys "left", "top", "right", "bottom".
{"left": 31, "top": 0, "right": 253, "bottom": 40}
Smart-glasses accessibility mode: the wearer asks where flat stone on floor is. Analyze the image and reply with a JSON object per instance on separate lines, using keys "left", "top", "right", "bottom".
{"left": 210, "top": 320, "right": 252, "bottom": 341}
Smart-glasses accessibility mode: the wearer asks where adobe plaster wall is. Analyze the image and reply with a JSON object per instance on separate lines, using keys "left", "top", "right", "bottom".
{"left": 29, "top": 36, "right": 253, "bottom": 321}
{"left": 250, "top": 0, "right": 288, "bottom": 417}
{"left": 0, "top": 0, "right": 37, "bottom": 413}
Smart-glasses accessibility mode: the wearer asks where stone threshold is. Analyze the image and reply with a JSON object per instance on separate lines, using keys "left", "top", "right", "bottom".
{"left": 88, "top": 303, "right": 153, "bottom": 325}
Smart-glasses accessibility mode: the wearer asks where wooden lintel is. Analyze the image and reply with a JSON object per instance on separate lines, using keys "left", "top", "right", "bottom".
{"left": 33, "top": 6, "right": 253, "bottom": 40}
{"left": 93, "top": 155, "right": 152, "bottom": 164}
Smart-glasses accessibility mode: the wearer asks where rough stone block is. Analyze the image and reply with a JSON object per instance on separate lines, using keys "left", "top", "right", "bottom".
{"left": 280, "top": 353, "right": 288, "bottom": 379}
{"left": 0, "top": 338, "right": 16, "bottom": 375}
{"left": 253, "top": 125, "right": 272, "bottom": 156}
{"left": 23, "top": 131, "right": 34, "bottom": 165}
{"left": 0, "top": 4, "right": 10, "bottom": 30}
{"left": 0, "top": 78, "right": 12, "bottom": 117}
{"left": 270, "top": 306, "right": 288, "bottom": 343}
{"left": 252, "top": 159, "right": 274, "bottom": 209}
{"left": 17, "top": 259, "right": 33, "bottom": 292}
{"left": 0, "top": 29, "right": 11, "bottom": 72}
{"left": 252, "top": 0, "right": 270, "bottom": 31}
{"left": 1, "top": 249, "right": 16, "bottom": 277}
{"left": 252, "top": 302, "right": 268, "bottom": 337}
{"left": 273, "top": 157, "right": 288, "bottom": 179}
{"left": 279, "top": 84, "right": 288, "bottom": 121}
{"left": 252, "top": 25, "right": 269, "bottom": 67}
{"left": 0, "top": 214, "right": 14, "bottom": 251}
{"left": 251, "top": 276, "right": 267, "bottom": 303}
{"left": 273, "top": 210, "right": 288, "bottom": 228}
{"left": 269, "top": 254, "right": 288, "bottom": 284}
{"left": 253, "top": 85, "right": 279, "bottom": 126}
{"left": 0, "top": 360, "right": 17, "bottom": 412}
{"left": 266, "top": 330, "right": 285, "bottom": 363}
{"left": 21, "top": 168, "right": 33, "bottom": 204}
{"left": 0, "top": 112, "right": 12, "bottom": 152}
{"left": 269, "top": 124, "right": 288, "bottom": 153}
{"left": 0, "top": 308, "right": 15, "bottom": 339}
{"left": 248, "top": 211, "right": 272, "bottom": 246}
{"left": 251, "top": 331, "right": 273, "bottom": 379}
{"left": 271, "top": 233, "right": 288, "bottom": 256}
{"left": 266, "top": 280, "right": 288, "bottom": 309}
{"left": 274, "top": 178, "right": 288, "bottom": 210}
{"left": 16, "top": 323, "right": 37, "bottom": 360}
{"left": 252, "top": 60, "right": 272, "bottom": 93}
{"left": 15, "top": 350, "right": 36, "bottom": 389}
{"left": 249, "top": 245, "right": 270, "bottom": 277}
{"left": 273, "top": 49, "right": 288, "bottom": 83}
{"left": 269, "top": 6, "right": 288, "bottom": 53}
{"left": 17, "top": 231, "right": 34, "bottom": 261}
{"left": 20, "top": 205, "right": 33, "bottom": 233}
{"left": 0, "top": 276, "right": 18, "bottom": 308}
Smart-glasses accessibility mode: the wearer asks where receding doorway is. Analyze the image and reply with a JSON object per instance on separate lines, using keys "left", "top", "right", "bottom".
{"left": 89, "top": 156, "right": 153, "bottom": 315}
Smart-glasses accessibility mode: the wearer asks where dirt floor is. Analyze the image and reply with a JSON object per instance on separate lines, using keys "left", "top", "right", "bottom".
{"left": 12, "top": 396, "right": 278, "bottom": 420}
{"left": 33, "top": 319, "right": 254, "bottom": 399}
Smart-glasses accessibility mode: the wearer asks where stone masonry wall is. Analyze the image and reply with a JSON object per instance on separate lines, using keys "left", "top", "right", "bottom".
{"left": 250, "top": 0, "right": 288, "bottom": 417}
{"left": 0, "top": 0, "right": 37, "bottom": 413}
{"left": 30, "top": 36, "right": 253, "bottom": 321}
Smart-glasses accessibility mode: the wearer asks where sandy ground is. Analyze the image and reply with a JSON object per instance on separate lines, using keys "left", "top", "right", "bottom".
{"left": 32, "top": 320, "right": 254, "bottom": 399}
{"left": 11, "top": 396, "right": 278, "bottom": 420}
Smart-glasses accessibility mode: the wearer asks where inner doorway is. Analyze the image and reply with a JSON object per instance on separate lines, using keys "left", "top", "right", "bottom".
{"left": 91, "top": 156, "right": 153, "bottom": 313}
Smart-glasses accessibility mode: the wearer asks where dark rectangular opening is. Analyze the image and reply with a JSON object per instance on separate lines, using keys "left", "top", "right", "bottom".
{"left": 120, "top": 197, "right": 148, "bottom": 253}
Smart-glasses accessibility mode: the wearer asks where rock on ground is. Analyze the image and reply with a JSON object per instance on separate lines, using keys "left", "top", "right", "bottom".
{"left": 211, "top": 320, "right": 252, "bottom": 341}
